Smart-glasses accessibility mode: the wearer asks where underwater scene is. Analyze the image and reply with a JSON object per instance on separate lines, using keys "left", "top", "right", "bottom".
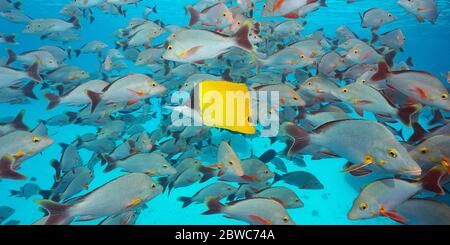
{"left": 0, "top": 0, "right": 449, "bottom": 225}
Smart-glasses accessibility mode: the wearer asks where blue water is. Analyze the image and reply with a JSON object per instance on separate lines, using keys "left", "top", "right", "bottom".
{"left": 0, "top": 0, "right": 449, "bottom": 225}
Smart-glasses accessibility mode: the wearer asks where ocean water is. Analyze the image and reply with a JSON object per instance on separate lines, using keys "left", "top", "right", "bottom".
{"left": 0, "top": 0, "right": 449, "bottom": 225}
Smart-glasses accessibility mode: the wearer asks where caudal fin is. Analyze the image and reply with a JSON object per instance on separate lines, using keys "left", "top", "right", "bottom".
{"left": 397, "top": 104, "right": 422, "bottom": 126}
{"left": 26, "top": 62, "right": 42, "bottom": 82}
{"left": 4, "top": 35, "right": 16, "bottom": 44}
{"left": 35, "top": 199, "right": 72, "bottom": 225}
{"left": 233, "top": 22, "right": 253, "bottom": 51}
{"left": 0, "top": 155, "right": 26, "bottom": 180}
{"left": 202, "top": 199, "right": 225, "bottom": 215}
{"left": 371, "top": 61, "right": 390, "bottom": 81}
{"left": 280, "top": 122, "right": 310, "bottom": 156}
{"left": 86, "top": 90, "right": 101, "bottom": 113}
{"left": 44, "top": 93, "right": 61, "bottom": 110}
{"left": 178, "top": 196, "right": 193, "bottom": 208}
{"left": 187, "top": 6, "right": 200, "bottom": 26}
{"left": 69, "top": 17, "right": 80, "bottom": 29}
{"left": 6, "top": 48, "right": 16, "bottom": 65}
{"left": 11, "top": 110, "right": 29, "bottom": 131}
{"left": 100, "top": 154, "right": 117, "bottom": 173}
{"left": 199, "top": 166, "right": 217, "bottom": 183}
{"left": 22, "top": 82, "right": 37, "bottom": 99}
{"left": 420, "top": 166, "right": 446, "bottom": 195}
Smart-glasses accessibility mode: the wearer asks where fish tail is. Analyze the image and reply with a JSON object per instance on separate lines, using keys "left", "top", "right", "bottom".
{"left": 39, "top": 190, "right": 53, "bottom": 200}
{"left": 371, "top": 31, "right": 379, "bottom": 44}
{"left": 159, "top": 177, "right": 169, "bottom": 192}
{"left": 280, "top": 122, "right": 311, "bottom": 156}
{"left": 69, "top": 17, "right": 81, "bottom": 29}
{"left": 199, "top": 166, "right": 217, "bottom": 183}
{"left": 6, "top": 48, "right": 16, "bottom": 65}
{"left": 397, "top": 104, "right": 422, "bottom": 126}
{"left": 371, "top": 61, "right": 391, "bottom": 81}
{"left": 22, "top": 81, "right": 37, "bottom": 99}
{"left": 233, "top": 21, "right": 253, "bottom": 51}
{"left": 273, "top": 172, "right": 283, "bottom": 184}
{"left": 202, "top": 198, "right": 224, "bottom": 215}
{"left": 101, "top": 154, "right": 117, "bottom": 173}
{"left": 34, "top": 199, "right": 72, "bottom": 225}
{"left": 26, "top": 62, "right": 42, "bottom": 82}
{"left": 384, "top": 50, "right": 397, "bottom": 67}
{"left": 9, "top": 190, "right": 19, "bottom": 197}
{"left": 74, "top": 49, "right": 81, "bottom": 57}
{"left": 86, "top": 90, "right": 101, "bottom": 113}
{"left": 408, "top": 121, "right": 427, "bottom": 143}
{"left": 319, "top": 0, "right": 327, "bottom": 7}
{"left": 152, "top": 5, "right": 158, "bottom": 14}
{"left": 420, "top": 165, "right": 446, "bottom": 195}
{"left": 0, "top": 154, "right": 26, "bottom": 180}
{"left": 11, "top": 109, "right": 29, "bottom": 131}
{"left": 406, "top": 57, "right": 414, "bottom": 67}
{"left": 13, "top": 1, "right": 21, "bottom": 9}
{"left": 187, "top": 6, "right": 199, "bottom": 26}
{"left": 44, "top": 93, "right": 61, "bottom": 110}
{"left": 4, "top": 34, "right": 16, "bottom": 44}
{"left": 178, "top": 196, "right": 193, "bottom": 208}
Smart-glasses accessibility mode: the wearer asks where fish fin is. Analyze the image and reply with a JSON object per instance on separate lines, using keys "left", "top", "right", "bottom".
{"left": 272, "top": 172, "right": 283, "bottom": 184}
{"left": 241, "top": 175, "right": 259, "bottom": 182}
{"left": 39, "top": 190, "right": 53, "bottom": 200}
{"left": 248, "top": 214, "right": 272, "bottom": 225}
{"left": 384, "top": 50, "right": 397, "bottom": 67}
{"left": 126, "top": 198, "right": 142, "bottom": 209}
{"left": 233, "top": 21, "right": 253, "bottom": 51}
{"left": 187, "top": 6, "right": 200, "bottom": 26}
{"left": 412, "top": 86, "right": 428, "bottom": 99}
{"left": 22, "top": 81, "right": 37, "bottom": 99}
{"left": 0, "top": 155, "right": 26, "bottom": 180}
{"left": 408, "top": 121, "right": 427, "bottom": 143}
{"left": 101, "top": 154, "right": 117, "bottom": 173}
{"left": 6, "top": 48, "right": 16, "bottom": 65}
{"left": 420, "top": 165, "right": 446, "bottom": 195}
{"left": 86, "top": 90, "right": 101, "bottom": 113}
{"left": 35, "top": 199, "right": 72, "bottom": 225}
{"left": 126, "top": 100, "right": 139, "bottom": 106}
{"left": 371, "top": 31, "right": 379, "bottom": 44}
{"left": 26, "top": 62, "right": 42, "bottom": 82}
{"left": 354, "top": 108, "right": 364, "bottom": 117}
{"left": 283, "top": 12, "right": 299, "bottom": 19}
{"left": 11, "top": 110, "right": 29, "bottom": 131}
{"left": 397, "top": 104, "right": 422, "bottom": 126}
{"left": 342, "top": 161, "right": 372, "bottom": 173}
{"left": 429, "top": 109, "right": 444, "bottom": 125}
{"left": 415, "top": 15, "right": 425, "bottom": 23}
{"left": 371, "top": 61, "right": 390, "bottom": 81}
{"left": 44, "top": 93, "right": 61, "bottom": 110}
{"left": 202, "top": 199, "right": 224, "bottom": 215}
{"left": 4, "top": 34, "right": 16, "bottom": 44}
{"left": 280, "top": 122, "right": 310, "bottom": 156}
{"left": 68, "top": 17, "right": 80, "bottom": 29}
{"left": 380, "top": 207, "right": 406, "bottom": 223}
{"left": 178, "top": 196, "right": 193, "bottom": 208}
{"left": 74, "top": 49, "right": 81, "bottom": 57}
{"left": 199, "top": 166, "right": 216, "bottom": 183}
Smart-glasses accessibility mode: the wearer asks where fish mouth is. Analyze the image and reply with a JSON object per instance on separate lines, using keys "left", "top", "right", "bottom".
{"left": 401, "top": 168, "right": 422, "bottom": 176}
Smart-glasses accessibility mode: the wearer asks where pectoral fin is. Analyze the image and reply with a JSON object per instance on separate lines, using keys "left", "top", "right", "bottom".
{"left": 248, "top": 214, "right": 272, "bottom": 225}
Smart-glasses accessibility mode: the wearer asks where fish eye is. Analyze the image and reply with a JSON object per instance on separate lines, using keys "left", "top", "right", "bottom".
{"left": 361, "top": 80, "right": 367, "bottom": 83}
{"left": 223, "top": 13, "right": 227, "bottom": 17}
{"left": 32, "top": 137, "right": 41, "bottom": 143}
{"left": 264, "top": 169, "right": 269, "bottom": 174}
{"left": 300, "top": 54, "right": 305, "bottom": 59}
{"left": 49, "top": 60, "right": 53, "bottom": 63}
{"left": 151, "top": 82, "right": 156, "bottom": 87}
{"left": 341, "top": 88, "right": 349, "bottom": 93}
{"left": 163, "top": 164, "right": 168, "bottom": 168}
{"left": 167, "top": 45, "right": 173, "bottom": 50}
{"left": 307, "top": 82, "right": 312, "bottom": 86}
{"left": 388, "top": 13, "right": 392, "bottom": 17}
{"left": 359, "top": 202, "right": 368, "bottom": 211}
{"left": 237, "top": 22, "right": 241, "bottom": 25}
{"left": 441, "top": 93, "right": 448, "bottom": 100}
{"left": 295, "top": 198, "right": 300, "bottom": 202}
{"left": 151, "top": 183, "right": 156, "bottom": 188}
{"left": 419, "top": 147, "right": 428, "bottom": 154}
{"left": 293, "top": 96, "right": 299, "bottom": 100}
{"left": 263, "top": 4, "right": 266, "bottom": 8}
{"left": 227, "top": 187, "right": 232, "bottom": 190}
{"left": 228, "top": 161, "right": 233, "bottom": 165}
{"left": 387, "top": 148, "right": 398, "bottom": 158}
{"left": 353, "top": 49, "right": 359, "bottom": 54}
{"left": 282, "top": 216, "right": 289, "bottom": 222}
